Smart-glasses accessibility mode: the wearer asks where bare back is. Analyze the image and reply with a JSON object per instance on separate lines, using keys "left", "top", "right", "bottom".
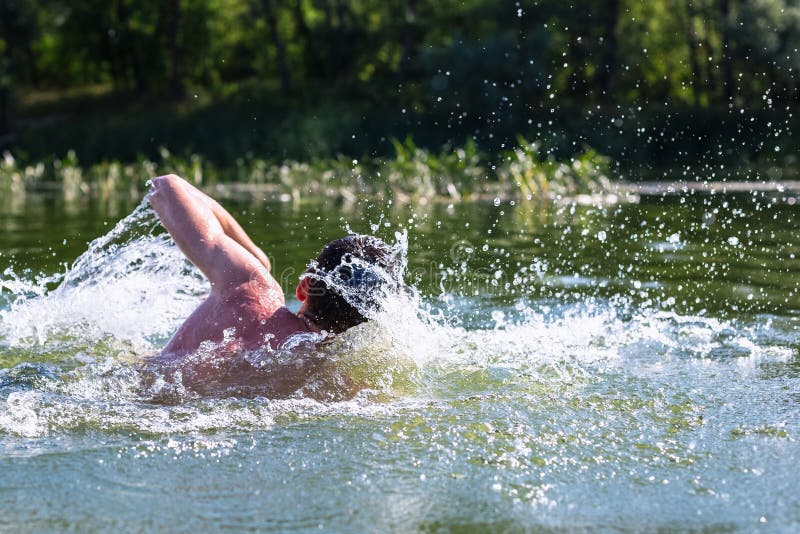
{"left": 161, "top": 278, "right": 307, "bottom": 358}
{"left": 147, "top": 175, "right": 314, "bottom": 360}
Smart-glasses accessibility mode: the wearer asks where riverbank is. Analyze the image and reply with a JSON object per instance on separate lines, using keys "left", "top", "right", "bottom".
{"left": 4, "top": 145, "right": 800, "bottom": 209}
{"left": 0, "top": 138, "right": 613, "bottom": 202}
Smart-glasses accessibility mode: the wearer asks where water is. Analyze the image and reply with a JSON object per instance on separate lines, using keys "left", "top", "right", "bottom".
{"left": 1, "top": 190, "right": 799, "bottom": 531}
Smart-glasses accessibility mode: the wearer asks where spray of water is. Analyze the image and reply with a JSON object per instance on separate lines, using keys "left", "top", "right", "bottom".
{"left": 0, "top": 200, "right": 792, "bottom": 437}
{"left": 0, "top": 199, "right": 206, "bottom": 352}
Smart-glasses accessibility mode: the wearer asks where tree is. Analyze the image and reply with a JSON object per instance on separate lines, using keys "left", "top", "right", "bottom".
{"left": 166, "top": 0, "right": 185, "bottom": 99}
{"left": 260, "top": 0, "right": 291, "bottom": 95}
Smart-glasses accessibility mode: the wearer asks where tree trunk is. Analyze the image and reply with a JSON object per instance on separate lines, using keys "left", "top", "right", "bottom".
{"left": 262, "top": 0, "right": 291, "bottom": 95}
{"left": 718, "top": 0, "right": 734, "bottom": 103}
{"left": 699, "top": 3, "right": 717, "bottom": 101}
{"left": 397, "top": 0, "right": 419, "bottom": 83}
{"left": 115, "top": 0, "right": 144, "bottom": 92}
{"left": 0, "top": 86, "right": 8, "bottom": 136}
{"left": 597, "top": 0, "right": 620, "bottom": 101}
{"left": 336, "top": 0, "right": 349, "bottom": 27}
{"left": 683, "top": 1, "right": 702, "bottom": 106}
{"left": 0, "top": 5, "right": 12, "bottom": 133}
{"left": 167, "top": 0, "right": 185, "bottom": 100}
{"left": 321, "top": 0, "right": 333, "bottom": 29}
{"left": 293, "top": 0, "right": 310, "bottom": 37}
{"left": 292, "top": 0, "right": 316, "bottom": 78}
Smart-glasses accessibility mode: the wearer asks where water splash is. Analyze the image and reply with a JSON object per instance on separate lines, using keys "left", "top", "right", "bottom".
{"left": 0, "top": 200, "right": 795, "bottom": 440}
{"left": 300, "top": 231, "right": 409, "bottom": 322}
{"left": 0, "top": 199, "right": 206, "bottom": 352}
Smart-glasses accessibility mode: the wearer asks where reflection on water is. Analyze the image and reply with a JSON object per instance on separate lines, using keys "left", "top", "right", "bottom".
{"left": 0, "top": 192, "right": 799, "bottom": 531}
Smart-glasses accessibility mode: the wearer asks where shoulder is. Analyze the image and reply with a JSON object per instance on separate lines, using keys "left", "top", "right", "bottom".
{"left": 223, "top": 267, "right": 286, "bottom": 313}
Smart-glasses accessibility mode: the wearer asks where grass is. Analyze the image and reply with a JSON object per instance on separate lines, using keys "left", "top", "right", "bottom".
{"left": 0, "top": 137, "right": 614, "bottom": 203}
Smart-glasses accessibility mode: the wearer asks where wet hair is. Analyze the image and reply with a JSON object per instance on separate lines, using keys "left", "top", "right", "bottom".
{"left": 301, "top": 235, "right": 402, "bottom": 333}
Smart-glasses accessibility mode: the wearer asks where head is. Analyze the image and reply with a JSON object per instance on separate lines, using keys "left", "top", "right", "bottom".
{"left": 296, "top": 235, "right": 402, "bottom": 333}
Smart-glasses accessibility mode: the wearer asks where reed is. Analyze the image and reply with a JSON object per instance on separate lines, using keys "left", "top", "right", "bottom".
{"left": 0, "top": 138, "right": 613, "bottom": 202}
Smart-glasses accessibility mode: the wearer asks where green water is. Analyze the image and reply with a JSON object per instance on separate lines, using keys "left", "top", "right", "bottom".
{"left": 1, "top": 190, "right": 799, "bottom": 531}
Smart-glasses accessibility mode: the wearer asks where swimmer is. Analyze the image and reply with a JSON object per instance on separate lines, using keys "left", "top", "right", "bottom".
{"left": 144, "top": 174, "right": 401, "bottom": 396}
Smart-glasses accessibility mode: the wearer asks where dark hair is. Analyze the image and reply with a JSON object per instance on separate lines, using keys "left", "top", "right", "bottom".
{"left": 302, "top": 235, "right": 402, "bottom": 333}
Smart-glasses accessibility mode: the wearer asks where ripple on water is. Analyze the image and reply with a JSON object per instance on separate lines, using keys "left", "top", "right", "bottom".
{"left": 1, "top": 198, "right": 799, "bottom": 530}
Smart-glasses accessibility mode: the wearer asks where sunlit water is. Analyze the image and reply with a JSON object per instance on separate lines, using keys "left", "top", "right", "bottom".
{"left": 1, "top": 190, "right": 799, "bottom": 531}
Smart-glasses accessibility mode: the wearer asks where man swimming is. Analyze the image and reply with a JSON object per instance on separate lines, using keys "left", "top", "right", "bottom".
{"left": 147, "top": 174, "right": 400, "bottom": 365}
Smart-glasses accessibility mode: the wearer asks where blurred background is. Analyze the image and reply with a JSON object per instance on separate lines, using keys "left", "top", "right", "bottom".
{"left": 1, "top": 0, "right": 799, "bottom": 184}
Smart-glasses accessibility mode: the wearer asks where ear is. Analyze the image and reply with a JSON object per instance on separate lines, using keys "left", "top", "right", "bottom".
{"left": 296, "top": 277, "right": 310, "bottom": 302}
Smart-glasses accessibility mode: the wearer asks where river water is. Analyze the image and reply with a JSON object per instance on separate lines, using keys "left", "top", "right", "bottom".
{"left": 0, "top": 189, "right": 798, "bottom": 531}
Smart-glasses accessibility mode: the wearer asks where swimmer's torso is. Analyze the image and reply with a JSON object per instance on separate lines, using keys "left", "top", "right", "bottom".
{"left": 161, "top": 276, "right": 306, "bottom": 358}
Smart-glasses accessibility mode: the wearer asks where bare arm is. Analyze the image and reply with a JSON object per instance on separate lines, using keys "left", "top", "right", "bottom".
{"left": 147, "top": 174, "right": 272, "bottom": 291}
{"left": 177, "top": 181, "right": 271, "bottom": 272}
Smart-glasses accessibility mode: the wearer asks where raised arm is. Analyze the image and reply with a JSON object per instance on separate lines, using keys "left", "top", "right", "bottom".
{"left": 178, "top": 181, "right": 271, "bottom": 272}
{"left": 148, "top": 174, "right": 269, "bottom": 291}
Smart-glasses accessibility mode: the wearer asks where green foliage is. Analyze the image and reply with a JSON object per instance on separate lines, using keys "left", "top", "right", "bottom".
{"left": 3, "top": 0, "right": 800, "bottom": 174}
{"left": 497, "top": 137, "right": 611, "bottom": 198}
{"left": 384, "top": 137, "right": 486, "bottom": 198}
{"left": 6, "top": 0, "right": 800, "bottom": 109}
{"left": 0, "top": 138, "right": 612, "bottom": 202}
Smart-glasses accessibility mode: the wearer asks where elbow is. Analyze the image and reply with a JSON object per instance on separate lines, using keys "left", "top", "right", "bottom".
{"left": 149, "top": 174, "right": 185, "bottom": 203}
{"left": 148, "top": 174, "right": 186, "bottom": 217}
{"left": 151, "top": 174, "right": 185, "bottom": 192}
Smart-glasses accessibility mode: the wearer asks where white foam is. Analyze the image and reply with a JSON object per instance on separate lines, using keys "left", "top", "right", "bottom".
{"left": 0, "top": 200, "right": 206, "bottom": 351}
{"left": 0, "top": 201, "right": 794, "bottom": 436}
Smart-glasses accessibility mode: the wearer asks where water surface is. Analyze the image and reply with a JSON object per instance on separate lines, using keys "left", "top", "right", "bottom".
{"left": 1, "top": 189, "right": 799, "bottom": 531}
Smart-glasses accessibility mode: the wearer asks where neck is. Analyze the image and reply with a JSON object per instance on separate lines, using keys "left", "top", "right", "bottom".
{"left": 297, "top": 311, "right": 323, "bottom": 333}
